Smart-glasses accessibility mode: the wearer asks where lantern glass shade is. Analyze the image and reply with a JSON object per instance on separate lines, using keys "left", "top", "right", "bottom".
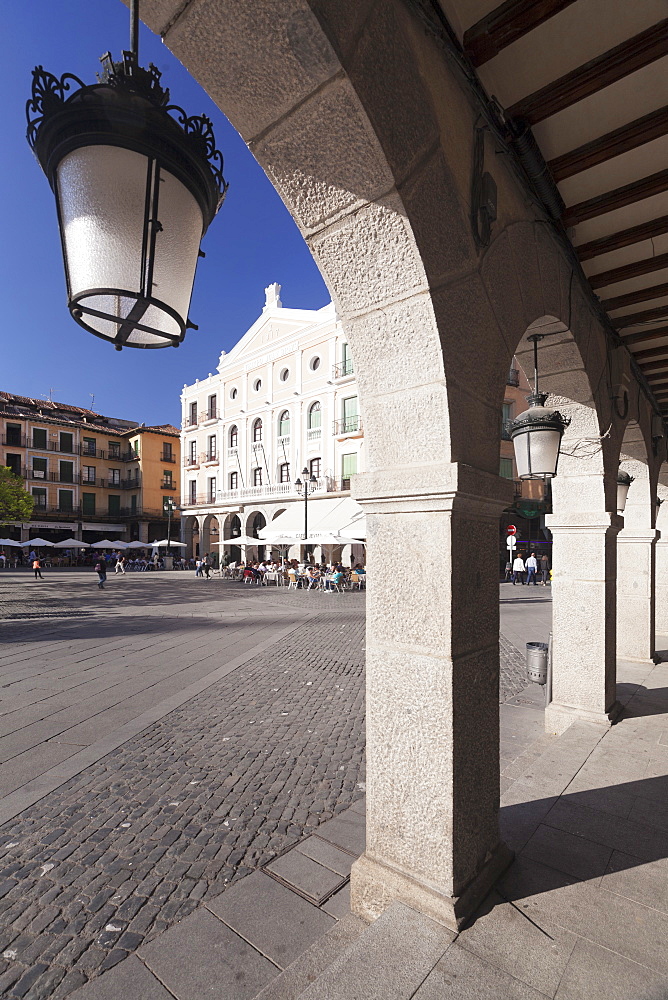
{"left": 616, "top": 472, "right": 633, "bottom": 513}
{"left": 57, "top": 145, "right": 204, "bottom": 348}
{"left": 510, "top": 399, "right": 567, "bottom": 479}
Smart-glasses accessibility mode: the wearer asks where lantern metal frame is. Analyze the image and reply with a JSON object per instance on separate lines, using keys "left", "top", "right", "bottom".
{"left": 26, "top": 0, "right": 227, "bottom": 350}
{"left": 509, "top": 333, "right": 570, "bottom": 480}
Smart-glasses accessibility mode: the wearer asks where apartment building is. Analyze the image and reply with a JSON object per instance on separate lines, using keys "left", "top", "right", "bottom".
{"left": 180, "top": 284, "right": 364, "bottom": 559}
{"left": 0, "top": 392, "right": 180, "bottom": 543}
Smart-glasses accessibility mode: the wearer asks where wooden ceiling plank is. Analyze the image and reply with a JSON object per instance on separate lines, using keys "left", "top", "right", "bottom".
{"left": 577, "top": 216, "right": 668, "bottom": 261}
{"left": 631, "top": 343, "right": 668, "bottom": 362}
{"left": 507, "top": 18, "right": 668, "bottom": 125}
{"left": 549, "top": 106, "right": 668, "bottom": 182}
{"left": 615, "top": 305, "right": 668, "bottom": 328}
{"left": 589, "top": 252, "right": 668, "bottom": 290}
{"left": 563, "top": 170, "right": 668, "bottom": 227}
{"left": 639, "top": 359, "right": 668, "bottom": 374}
{"left": 463, "top": 0, "right": 577, "bottom": 67}
{"left": 602, "top": 282, "right": 668, "bottom": 311}
{"left": 620, "top": 326, "right": 668, "bottom": 346}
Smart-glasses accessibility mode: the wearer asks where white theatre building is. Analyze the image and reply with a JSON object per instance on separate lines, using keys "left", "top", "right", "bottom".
{"left": 179, "top": 284, "right": 366, "bottom": 563}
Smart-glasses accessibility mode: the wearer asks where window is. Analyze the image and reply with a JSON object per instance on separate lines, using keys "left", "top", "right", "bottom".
{"left": 208, "top": 477, "right": 216, "bottom": 502}
{"left": 278, "top": 410, "right": 290, "bottom": 437}
{"left": 132, "top": 438, "right": 139, "bottom": 455}
{"left": 499, "top": 458, "right": 514, "bottom": 479}
{"left": 109, "top": 469, "right": 121, "bottom": 486}
{"left": 163, "top": 470, "right": 173, "bottom": 487}
{"left": 253, "top": 468, "right": 263, "bottom": 486}
{"left": 253, "top": 419, "right": 263, "bottom": 442}
{"left": 229, "top": 472, "right": 238, "bottom": 490}
{"left": 309, "top": 457, "right": 321, "bottom": 479}
{"left": 279, "top": 367, "right": 289, "bottom": 382}
{"left": 502, "top": 402, "right": 513, "bottom": 441}
{"left": 189, "top": 401, "right": 197, "bottom": 425}
{"left": 189, "top": 480, "right": 197, "bottom": 504}
{"left": 342, "top": 396, "right": 359, "bottom": 433}
{"left": 208, "top": 394, "right": 217, "bottom": 419}
{"left": 6, "top": 454, "right": 21, "bottom": 476}
{"left": 308, "top": 401, "right": 321, "bottom": 429}
{"left": 108, "top": 495, "right": 121, "bottom": 516}
{"left": 82, "top": 466, "right": 96, "bottom": 484}
{"left": 162, "top": 442, "right": 172, "bottom": 460}
{"left": 59, "top": 432, "right": 73, "bottom": 453}
{"left": 189, "top": 440, "right": 197, "bottom": 464}
{"left": 58, "top": 490, "right": 74, "bottom": 512}
{"left": 59, "top": 460, "right": 74, "bottom": 483}
{"left": 253, "top": 378, "right": 262, "bottom": 392}
{"left": 32, "top": 487, "right": 47, "bottom": 509}
{"left": 279, "top": 463, "right": 290, "bottom": 483}
{"left": 341, "top": 453, "right": 357, "bottom": 489}
{"left": 108, "top": 441, "right": 121, "bottom": 458}
{"left": 341, "top": 342, "right": 353, "bottom": 376}
{"left": 130, "top": 494, "right": 137, "bottom": 513}
{"left": 82, "top": 436, "right": 96, "bottom": 456}
{"left": 309, "top": 356, "right": 320, "bottom": 371}
{"left": 82, "top": 493, "right": 96, "bottom": 515}
{"left": 229, "top": 425, "right": 238, "bottom": 448}
{"left": 32, "top": 457, "right": 47, "bottom": 480}
{"left": 230, "top": 387, "right": 238, "bottom": 400}
{"left": 32, "top": 428, "right": 47, "bottom": 449}
{"left": 208, "top": 435, "right": 216, "bottom": 460}
{"left": 6, "top": 424, "right": 22, "bottom": 446}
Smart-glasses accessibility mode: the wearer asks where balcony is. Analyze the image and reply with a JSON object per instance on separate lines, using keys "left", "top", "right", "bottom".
{"left": 277, "top": 435, "right": 290, "bottom": 448}
{"left": 180, "top": 476, "right": 347, "bottom": 508}
{"left": 2, "top": 434, "right": 26, "bottom": 448}
{"left": 333, "top": 416, "right": 362, "bottom": 436}
{"left": 202, "top": 452, "right": 218, "bottom": 465}
{"left": 332, "top": 359, "right": 354, "bottom": 379}
{"left": 120, "top": 450, "right": 138, "bottom": 462}
{"left": 306, "top": 427, "right": 322, "bottom": 442}
{"left": 227, "top": 446, "right": 238, "bottom": 459}
{"left": 161, "top": 452, "right": 176, "bottom": 463}
{"left": 120, "top": 477, "right": 141, "bottom": 489}
{"left": 161, "top": 479, "right": 177, "bottom": 490}
{"left": 507, "top": 368, "right": 520, "bottom": 387}
{"left": 184, "top": 456, "right": 200, "bottom": 469}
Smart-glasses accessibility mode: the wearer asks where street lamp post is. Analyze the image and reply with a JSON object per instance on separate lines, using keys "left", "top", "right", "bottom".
{"left": 295, "top": 467, "right": 317, "bottom": 560}
{"left": 165, "top": 497, "right": 178, "bottom": 555}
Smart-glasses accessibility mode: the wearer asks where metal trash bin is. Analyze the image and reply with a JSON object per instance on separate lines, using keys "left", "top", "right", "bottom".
{"left": 526, "top": 642, "right": 548, "bottom": 685}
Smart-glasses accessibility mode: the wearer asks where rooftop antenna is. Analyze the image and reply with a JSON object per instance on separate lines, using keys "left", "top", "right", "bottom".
{"left": 89, "top": 393, "right": 95, "bottom": 409}
{"left": 42, "top": 388, "right": 61, "bottom": 403}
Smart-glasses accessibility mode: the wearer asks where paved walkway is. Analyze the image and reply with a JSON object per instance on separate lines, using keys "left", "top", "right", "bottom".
{"left": 0, "top": 571, "right": 553, "bottom": 998}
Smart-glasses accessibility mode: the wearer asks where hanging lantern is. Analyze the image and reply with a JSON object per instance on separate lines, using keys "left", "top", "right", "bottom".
{"left": 617, "top": 470, "right": 634, "bottom": 513}
{"left": 509, "top": 334, "right": 569, "bottom": 480}
{"left": 656, "top": 497, "right": 663, "bottom": 520}
{"left": 26, "top": 1, "right": 227, "bottom": 350}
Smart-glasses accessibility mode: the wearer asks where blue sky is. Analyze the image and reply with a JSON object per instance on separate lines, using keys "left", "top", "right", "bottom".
{"left": 0, "top": 0, "right": 329, "bottom": 425}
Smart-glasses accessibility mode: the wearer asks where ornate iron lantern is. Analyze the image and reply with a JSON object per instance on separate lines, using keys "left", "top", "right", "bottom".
{"left": 26, "top": 0, "right": 227, "bottom": 350}
{"left": 510, "top": 334, "right": 570, "bottom": 479}
{"left": 616, "top": 470, "right": 634, "bottom": 513}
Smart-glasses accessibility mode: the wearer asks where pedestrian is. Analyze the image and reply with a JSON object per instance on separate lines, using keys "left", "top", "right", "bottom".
{"left": 540, "top": 553, "right": 550, "bottom": 585}
{"left": 195, "top": 557, "right": 203, "bottom": 577}
{"left": 115, "top": 555, "right": 126, "bottom": 574}
{"left": 33, "top": 557, "right": 44, "bottom": 580}
{"left": 526, "top": 551, "right": 538, "bottom": 586}
{"left": 202, "top": 556, "right": 211, "bottom": 580}
{"left": 512, "top": 554, "right": 525, "bottom": 585}
{"left": 504, "top": 559, "right": 512, "bottom": 581}
{"left": 95, "top": 558, "right": 107, "bottom": 589}
{"left": 0, "top": 552, "right": 5, "bottom": 569}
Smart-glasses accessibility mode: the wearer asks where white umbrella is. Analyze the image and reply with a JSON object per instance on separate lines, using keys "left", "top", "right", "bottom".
{"left": 21, "top": 537, "right": 54, "bottom": 547}
{"left": 0, "top": 537, "right": 22, "bottom": 547}
{"left": 53, "top": 538, "right": 90, "bottom": 549}
{"left": 150, "top": 539, "right": 187, "bottom": 548}
{"left": 302, "top": 534, "right": 362, "bottom": 546}
{"left": 215, "top": 536, "right": 265, "bottom": 546}
{"left": 125, "top": 540, "right": 149, "bottom": 549}
{"left": 90, "top": 539, "right": 124, "bottom": 549}
{"left": 260, "top": 535, "right": 301, "bottom": 546}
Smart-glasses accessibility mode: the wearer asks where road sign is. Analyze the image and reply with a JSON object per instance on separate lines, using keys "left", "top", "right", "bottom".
{"left": 507, "top": 524, "right": 517, "bottom": 535}
{"left": 506, "top": 536, "right": 517, "bottom": 549}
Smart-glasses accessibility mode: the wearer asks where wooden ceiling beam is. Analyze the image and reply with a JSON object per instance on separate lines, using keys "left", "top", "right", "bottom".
{"left": 463, "top": 0, "right": 576, "bottom": 67}
{"left": 589, "top": 252, "right": 668, "bottom": 290}
{"left": 638, "top": 359, "right": 668, "bottom": 374}
{"left": 601, "top": 282, "right": 668, "bottom": 311}
{"left": 549, "top": 106, "right": 668, "bottom": 182}
{"left": 507, "top": 19, "right": 668, "bottom": 125}
{"left": 619, "top": 326, "right": 668, "bottom": 346}
{"left": 614, "top": 305, "right": 668, "bottom": 328}
{"left": 564, "top": 169, "right": 668, "bottom": 227}
{"left": 576, "top": 216, "right": 668, "bottom": 261}
{"left": 631, "top": 343, "right": 668, "bottom": 362}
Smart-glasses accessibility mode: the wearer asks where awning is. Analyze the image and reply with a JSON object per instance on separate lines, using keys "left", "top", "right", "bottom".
{"left": 259, "top": 496, "right": 364, "bottom": 540}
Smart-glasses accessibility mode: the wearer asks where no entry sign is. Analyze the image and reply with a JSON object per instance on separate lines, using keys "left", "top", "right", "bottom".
{"left": 507, "top": 524, "right": 517, "bottom": 535}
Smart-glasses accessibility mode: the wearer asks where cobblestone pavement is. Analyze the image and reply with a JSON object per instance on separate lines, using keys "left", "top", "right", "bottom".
{"left": 0, "top": 573, "right": 536, "bottom": 999}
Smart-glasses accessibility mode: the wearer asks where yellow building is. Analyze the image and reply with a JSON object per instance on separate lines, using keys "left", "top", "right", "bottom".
{"left": 0, "top": 392, "right": 180, "bottom": 544}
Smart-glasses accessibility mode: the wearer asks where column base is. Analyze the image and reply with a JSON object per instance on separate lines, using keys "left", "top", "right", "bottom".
{"left": 545, "top": 700, "right": 623, "bottom": 735}
{"left": 349, "top": 841, "right": 513, "bottom": 932}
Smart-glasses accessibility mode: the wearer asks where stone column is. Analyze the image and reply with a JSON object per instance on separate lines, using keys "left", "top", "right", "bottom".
{"left": 655, "top": 487, "right": 668, "bottom": 635}
{"left": 350, "top": 464, "right": 513, "bottom": 931}
{"left": 545, "top": 512, "right": 622, "bottom": 734}
{"left": 616, "top": 463, "right": 656, "bottom": 664}
{"left": 138, "top": 521, "right": 149, "bottom": 544}
{"left": 197, "top": 515, "right": 211, "bottom": 557}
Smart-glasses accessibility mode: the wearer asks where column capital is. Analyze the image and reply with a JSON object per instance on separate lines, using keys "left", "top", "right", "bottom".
{"left": 545, "top": 512, "right": 623, "bottom": 533}
{"left": 617, "top": 530, "right": 659, "bottom": 544}
{"left": 352, "top": 463, "right": 512, "bottom": 517}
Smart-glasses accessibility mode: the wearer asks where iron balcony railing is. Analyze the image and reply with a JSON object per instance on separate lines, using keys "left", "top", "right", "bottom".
{"left": 161, "top": 480, "right": 177, "bottom": 490}
{"left": 161, "top": 452, "right": 176, "bottom": 463}
{"left": 180, "top": 476, "right": 356, "bottom": 508}
{"left": 333, "top": 359, "right": 354, "bottom": 379}
{"left": 2, "top": 434, "right": 26, "bottom": 448}
{"left": 333, "top": 416, "right": 362, "bottom": 435}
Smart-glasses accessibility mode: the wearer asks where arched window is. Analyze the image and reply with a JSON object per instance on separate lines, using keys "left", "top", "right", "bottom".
{"left": 253, "top": 418, "right": 263, "bottom": 442}
{"left": 308, "top": 401, "right": 321, "bottom": 429}
{"left": 229, "top": 425, "right": 238, "bottom": 448}
{"left": 278, "top": 410, "right": 290, "bottom": 437}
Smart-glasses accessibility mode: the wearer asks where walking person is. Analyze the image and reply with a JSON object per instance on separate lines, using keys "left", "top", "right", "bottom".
{"left": 195, "top": 557, "right": 203, "bottom": 578}
{"left": 540, "top": 552, "right": 550, "bottom": 585}
{"left": 512, "top": 554, "right": 525, "bottom": 585}
{"left": 504, "top": 558, "right": 512, "bottom": 581}
{"left": 526, "top": 551, "right": 538, "bottom": 586}
{"left": 33, "top": 556, "right": 44, "bottom": 580}
{"left": 95, "top": 559, "right": 107, "bottom": 589}
{"left": 202, "top": 555, "right": 211, "bottom": 580}
{"left": 115, "top": 555, "right": 126, "bottom": 574}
